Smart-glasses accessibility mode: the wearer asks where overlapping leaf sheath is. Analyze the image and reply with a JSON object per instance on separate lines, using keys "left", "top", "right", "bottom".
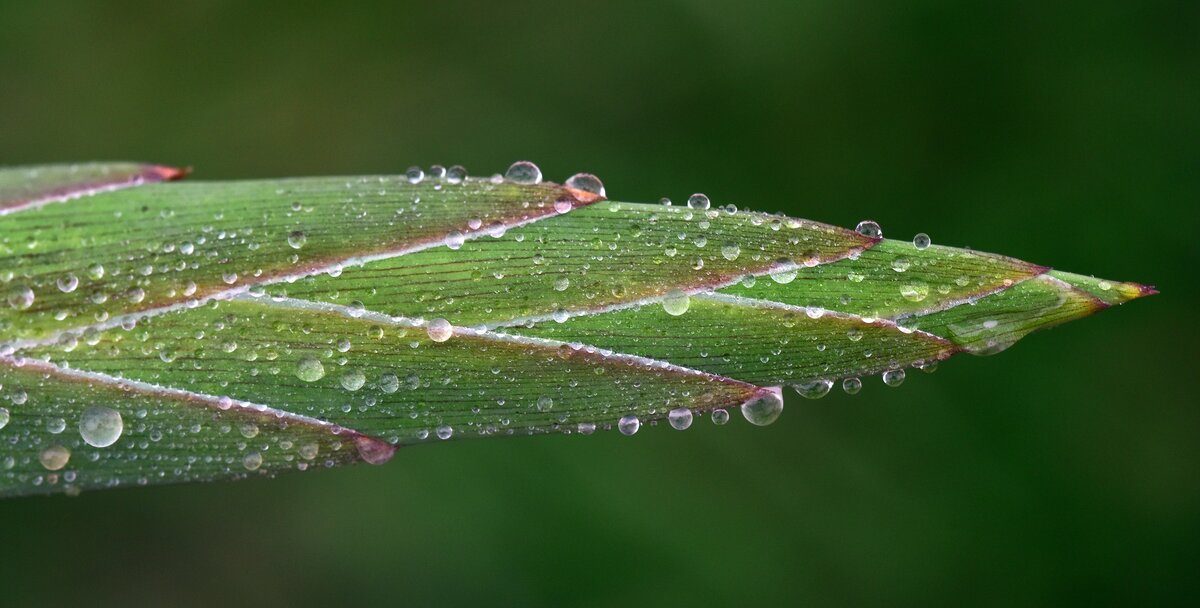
{"left": 0, "top": 163, "right": 1153, "bottom": 496}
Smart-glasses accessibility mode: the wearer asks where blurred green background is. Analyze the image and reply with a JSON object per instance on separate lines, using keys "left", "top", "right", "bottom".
{"left": 1, "top": 1, "right": 1195, "bottom": 605}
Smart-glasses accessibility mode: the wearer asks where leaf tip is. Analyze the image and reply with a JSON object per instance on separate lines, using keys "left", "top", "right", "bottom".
{"left": 354, "top": 435, "right": 397, "bottom": 465}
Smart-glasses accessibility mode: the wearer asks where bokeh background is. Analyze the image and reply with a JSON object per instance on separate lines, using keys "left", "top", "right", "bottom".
{"left": 1, "top": 1, "right": 1195, "bottom": 605}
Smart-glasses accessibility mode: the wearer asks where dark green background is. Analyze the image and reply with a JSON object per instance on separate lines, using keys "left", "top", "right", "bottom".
{"left": 1, "top": 1, "right": 1195, "bottom": 606}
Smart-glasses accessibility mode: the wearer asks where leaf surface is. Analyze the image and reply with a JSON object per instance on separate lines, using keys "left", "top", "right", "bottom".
{"left": 0, "top": 163, "right": 1153, "bottom": 497}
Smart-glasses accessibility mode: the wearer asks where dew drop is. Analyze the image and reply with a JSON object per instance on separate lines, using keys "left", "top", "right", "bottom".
{"left": 892, "top": 258, "right": 911, "bottom": 273}
{"left": 296, "top": 356, "right": 326, "bottom": 382}
{"left": 721, "top": 242, "right": 741, "bottom": 261}
{"left": 446, "top": 165, "right": 467, "bottom": 184}
{"left": 426, "top": 318, "right": 453, "bottom": 342}
{"left": 565, "top": 173, "right": 605, "bottom": 197}
{"left": 536, "top": 396, "right": 554, "bottom": 412}
{"left": 242, "top": 452, "right": 263, "bottom": 471}
{"left": 406, "top": 166, "right": 424, "bottom": 184}
{"left": 617, "top": 414, "right": 640, "bottom": 436}
{"left": 882, "top": 369, "right": 906, "bottom": 387}
{"left": 40, "top": 445, "right": 70, "bottom": 471}
{"left": 741, "top": 388, "right": 784, "bottom": 426}
{"left": 855, "top": 220, "right": 882, "bottom": 238}
{"left": 900, "top": 282, "right": 929, "bottom": 302}
{"left": 668, "top": 407, "right": 693, "bottom": 430}
{"left": 0, "top": 407, "right": 8, "bottom": 430}
{"left": 770, "top": 267, "right": 798, "bottom": 284}
{"left": 79, "top": 406, "right": 123, "bottom": 447}
{"left": 711, "top": 408, "right": 730, "bottom": 425}
{"left": 299, "top": 442, "right": 319, "bottom": 460}
{"left": 444, "top": 230, "right": 466, "bottom": 250}
{"left": 505, "top": 161, "right": 543, "bottom": 184}
{"left": 913, "top": 233, "right": 931, "bottom": 249}
{"left": 662, "top": 290, "right": 690, "bottom": 316}
{"left": 436, "top": 425, "right": 454, "bottom": 440}
{"left": 340, "top": 368, "right": 366, "bottom": 391}
{"left": 7, "top": 285, "right": 34, "bottom": 310}
{"left": 57, "top": 273, "right": 79, "bottom": 293}
{"left": 287, "top": 230, "right": 307, "bottom": 249}
{"left": 86, "top": 263, "right": 105, "bottom": 280}
{"left": 553, "top": 277, "right": 570, "bottom": 291}
{"left": 687, "top": 193, "right": 710, "bottom": 210}
{"left": 842, "top": 377, "right": 862, "bottom": 395}
{"left": 794, "top": 379, "right": 833, "bottom": 399}
{"left": 379, "top": 373, "right": 400, "bottom": 394}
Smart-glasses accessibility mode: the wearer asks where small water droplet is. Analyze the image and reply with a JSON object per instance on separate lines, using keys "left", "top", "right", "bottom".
{"left": 668, "top": 407, "right": 693, "bottom": 430}
{"left": 882, "top": 369, "right": 906, "bottom": 387}
{"left": 287, "top": 230, "right": 307, "bottom": 249}
{"left": 900, "top": 283, "right": 929, "bottom": 302}
{"left": 565, "top": 173, "right": 605, "bottom": 197}
{"left": 444, "top": 230, "right": 466, "bottom": 250}
{"left": 913, "top": 233, "right": 931, "bottom": 249}
{"left": 770, "top": 267, "right": 798, "bottom": 284}
{"left": 380, "top": 373, "right": 400, "bottom": 394}
{"left": 296, "top": 356, "right": 326, "bottom": 382}
{"left": 57, "top": 273, "right": 79, "bottom": 293}
{"left": 553, "top": 277, "right": 570, "bottom": 291}
{"left": 794, "top": 379, "right": 833, "bottom": 399}
{"left": 86, "top": 263, "right": 105, "bottom": 280}
{"left": 7, "top": 285, "right": 34, "bottom": 310}
{"left": 406, "top": 166, "right": 424, "bottom": 184}
{"left": 428, "top": 165, "right": 447, "bottom": 179}
{"left": 505, "top": 161, "right": 542, "bottom": 184}
{"left": 446, "top": 165, "right": 467, "bottom": 184}
{"left": 687, "top": 193, "right": 710, "bottom": 210}
{"left": 855, "top": 220, "right": 882, "bottom": 238}
{"left": 299, "top": 442, "right": 319, "bottom": 460}
{"left": 40, "top": 445, "right": 70, "bottom": 471}
{"left": 242, "top": 452, "right": 263, "bottom": 471}
{"left": 0, "top": 407, "right": 8, "bottom": 430}
{"left": 842, "top": 377, "right": 862, "bottom": 394}
{"left": 426, "top": 318, "right": 453, "bottom": 342}
{"left": 721, "top": 242, "right": 741, "bottom": 261}
{"left": 892, "top": 258, "right": 911, "bottom": 272}
{"left": 741, "top": 389, "right": 784, "bottom": 426}
{"left": 618, "top": 414, "right": 640, "bottom": 436}
{"left": 711, "top": 408, "right": 730, "bottom": 425}
{"left": 79, "top": 406, "right": 123, "bottom": 447}
{"left": 436, "top": 425, "right": 454, "bottom": 440}
{"left": 662, "top": 290, "right": 690, "bottom": 316}
{"left": 536, "top": 396, "right": 554, "bottom": 412}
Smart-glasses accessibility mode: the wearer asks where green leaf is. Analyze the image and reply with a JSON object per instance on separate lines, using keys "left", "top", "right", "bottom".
{"left": 0, "top": 163, "right": 1153, "bottom": 497}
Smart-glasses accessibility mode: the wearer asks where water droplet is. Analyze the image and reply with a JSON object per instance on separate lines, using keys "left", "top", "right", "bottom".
{"left": 47, "top": 417, "right": 66, "bottom": 434}
{"left": 428, "top": 165, "right": 447, "bottom": 179}
{"left": 444, "top": 230, "right": 466, "bottom": 250}
{"left": 380, "top": 373, "right": 400, "bottom": 394}
{"left": 86, "top": 263, "right": 105, "bottom": 280}
{"left": 505, "top": 161, "right": 542, "bottom": 184}
{"left": 913, "top": 233, "right": 931, "bottom": 249}
{"left": 406, "top": 166, "right": 424, "bottom": 184}
{"left": 426, "top": 318, "right": 453, "bottom": 342}
{"left": 299, "top": 442, "right": 319, "bottom": 460}
{"left": 687, "top": 193, "right": 710, "bottom": 210}
{"left": 900, "top": 282, "right": 929, "bottom": 302}
{"left": 891, "top": 258, "right": 911, "bottom": 272}
{"left": 436, "top": 425, "right": 454, "bottom": 440}
{"left": 882, "top": 369, "right": 906, "bottom": 387}
{"left": 770, "top": 267, "right": 797, "bottom": 284}
{"left": 79, "top": 406, "right": 123, "bottom": 447}
{"left": 536, "top": 396, "right": 554, "bottom": 412}
{"left": 296, "top": 356, "right": 326, "bottom": 382}
{"left": 340, "top": 368, "right": 366, "bottom": 391}
{"left": 577, "top": 422, "right": 597, "bottom": 435}
{"left": 565, "top": 173, "right": 605, "bottom": 197}
{"left": 711, "top": 408, "right": 730, "bottom": 425}
{"left": 721, "top": 242, "right": 741, "bottom": 261}
{"left": 842, "top": 377, "right": 862, "bottom": 394}
{"left": 662, "top": 290, "right": 690, "bottom": 316}
{"left": 794, "top": 379, "right": 833, "bottom": 399}
{"left": 855, "top": 220, "right": 882, "bottom": 238}
{"left": 243, "top": 452, "right": 263, "bottom": 471}
{"left": 553, "top": 277, "right": 570, "bottom": 291}
{"left": 7, "top": 285, "right": 34, "bottom": 310}
{"left": 0, "top": 407, "right": 8, "bottom": 429}
{"left": 287, "top": 230, "right": 307, "bottom": 249}
{"left": 659, "top": 197, "right": 672, "bottom": 206}
{"left": 668, "top": 407, "right": 693, "bottom": 430}
{"left": 446, "top": 165, "right": 467, "bottom": 184}
{"left": 40, "top": 445, "right": 70, "bottom": 471}
{"left": 741, "top": 389, "right": 784, "bottom": 426}
{"left": 239, "top": 422, "right": 260, "bottom": 438}
{"left": 618, "top": 414, "right": 640, "bottom": 436}
{"left": 846, "top": 328, "right": 864, "bottom": 342}
{"left": 57, "top": 273, "right": 79, "bottom": 293}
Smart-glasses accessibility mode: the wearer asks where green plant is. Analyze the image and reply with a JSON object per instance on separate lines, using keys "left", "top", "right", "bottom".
{"left": 0, "top": 162, "right": 1153, "bottom": 497}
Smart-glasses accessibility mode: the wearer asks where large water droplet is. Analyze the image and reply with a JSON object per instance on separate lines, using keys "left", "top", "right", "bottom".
{"left": 406, "top": 166, "right": 424, "bottom": 184}
{"left": 794, "top": 379, "right": 833, "bottom": 399}
{"left": 855, "top": 220, "right": 882, "bottom": 238}
{"left": 243, "top": 452, "right": 263, "bottom": 471}
{"left": 79, "top": 406, "right": 123, "bottom": 447}
{"left": 7, "top": 285, "right": 34, "bottom": 310}
{"left": 287, "top": 230, "right": 307, "bottom": 249}
{"left": 296, "top": 356, "right": 326, "bottom": 382}
{"left": 436, "top": 425, "right": 454, "bottom": 440}
{"left": 842, "top": 377, "right": 862, "bottom": 395}
{"left": 900, "top": 283, "right": 929, "bottom": 302}
{"left": 662, "top": 290, "right": 690, "bottom": 316}
{"left": 687, "top": 193, "right": 710, "bottom": 210}
{"left": 536, "top": 396, "right": 554, "bottom": 412}
{"left": 565, "top": 173, "right": 605, "bottom": 197}
{"left": 340, "top": 368, "right": 366, "bottom": 391}
{"left": 668, "top": 407, "right": 693, "bottom": 430}
{"left": 882, "top": 369, "right": 906, "bottom": 387}
{"left": 711, "top": 408, "right": 730, "bottom": 425}
{"left": 913, "top": 233, "right": 931, "bottom": 250}
{"left": 426, "top": 318, "right": 453, "bottom": 342}
{"left": 446, "top": 165, "right": 467, "bottom": 184}
{"left": 891, "top": 258, "right": 911, "bottom": 272}
{"left": 770, "top": 267, "right": 797, "bottom": 284}
{"left": 721, "top": 242, "right": 740, "bottom": 261}
{"left": 618, "top": 414, "right": 640, "bottom": 436}
{"left": 741, "top": 388, "right": 784, "bottom": 426}
{"left": 40, "top": 445, "right": 70, "bottom": 471}
{"left": 380, "top": 373, "right": 400, "bottom": 394}
{"left": 505, "top": 161, "right": 542, "bottom": 184}
{"left": 444, "top": 230, "right": 466, "bottom": 250}
{"left": 57, "top": 273, "right": 79, "bottom": 293}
